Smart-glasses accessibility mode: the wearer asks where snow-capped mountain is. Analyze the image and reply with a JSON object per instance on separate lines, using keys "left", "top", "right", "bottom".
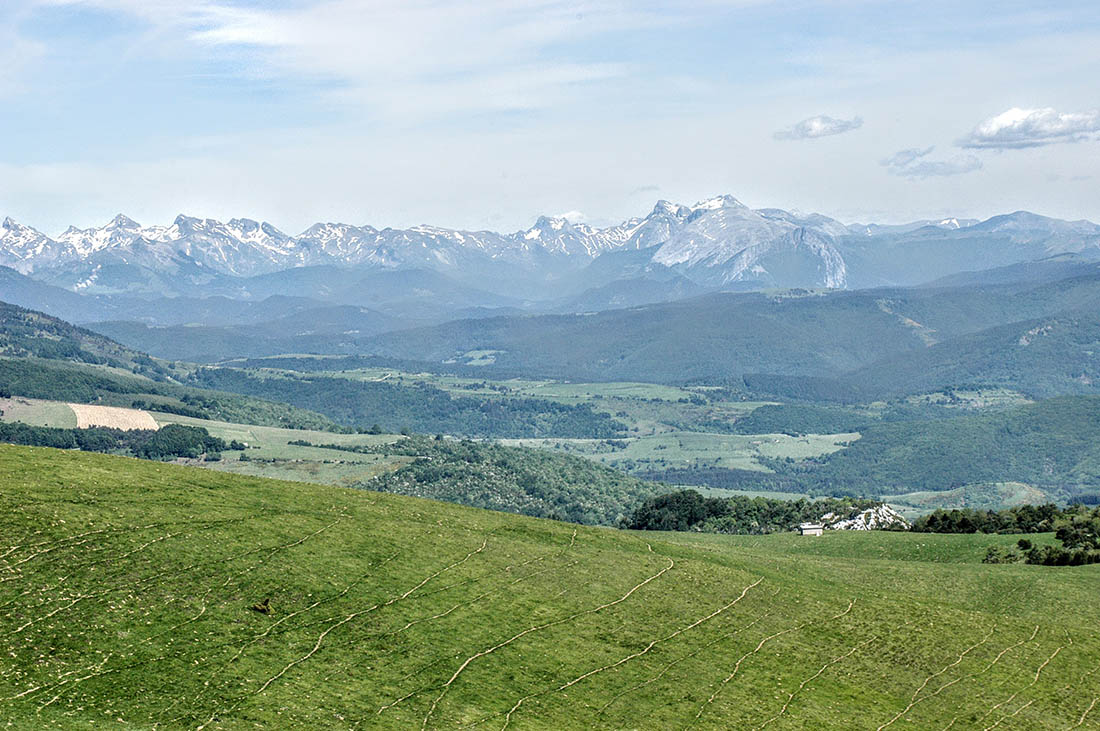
{"left": 650, "top": 196, "right": 849, "bottom": 288}
{"left": 0, "top": 218, "right": 70, "bottom": 273}
{"left": 3, "top": 199, "right": 1098, "bottom": 298}
{"left": 56, "top": 214, "right": 152, "bottom": 257}
{"left": 160, "top": 216, "right": 302, "bottom": 277}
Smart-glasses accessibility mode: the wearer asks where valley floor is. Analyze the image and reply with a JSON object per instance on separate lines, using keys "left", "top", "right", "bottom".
{"left": 2, "top": 445, "right": 1098, "bottom": 729}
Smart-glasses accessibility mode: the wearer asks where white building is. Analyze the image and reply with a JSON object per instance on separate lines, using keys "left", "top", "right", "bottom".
{"left": 799, "top": 522, "right": 824, "bottom": 536}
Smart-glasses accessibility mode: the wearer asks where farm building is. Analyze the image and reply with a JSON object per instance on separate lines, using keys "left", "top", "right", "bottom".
{"left": 799, "top": 522, "right": 824, "bottom": 536}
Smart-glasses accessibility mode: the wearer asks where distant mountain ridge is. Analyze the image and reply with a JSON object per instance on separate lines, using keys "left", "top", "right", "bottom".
{"left": 8, "top": 197, "right": 1098, "bottom": 300}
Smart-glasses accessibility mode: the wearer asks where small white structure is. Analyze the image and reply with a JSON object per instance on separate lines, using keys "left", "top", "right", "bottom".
{"left": 799, "top": 522, "right": 824, "bottom": 537}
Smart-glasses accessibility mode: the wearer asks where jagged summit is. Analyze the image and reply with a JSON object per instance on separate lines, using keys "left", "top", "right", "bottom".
{"left": 2, "top": 199, "right": 1097, "bottom": 296}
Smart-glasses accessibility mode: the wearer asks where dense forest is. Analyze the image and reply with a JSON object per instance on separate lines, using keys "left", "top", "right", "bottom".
{"left": 324, "top": 436, "right": 666, "bottom": 525}
{"left": 191, "top": 368, "right": 626, "bottom": 438}
{"left": 0, "top": 421, "right": 234, "bottom": 460}
{"left": 623, "top": 489, "right": 888, "bottom": 534}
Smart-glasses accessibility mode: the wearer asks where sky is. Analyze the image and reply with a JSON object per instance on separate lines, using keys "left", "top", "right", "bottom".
{"left": 1, "top": 0, "right": 1099, "bottom": 235}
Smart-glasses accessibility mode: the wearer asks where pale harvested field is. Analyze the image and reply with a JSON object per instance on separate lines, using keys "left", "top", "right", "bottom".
{"left": 68, "top": 403, "right": 158, "bottom": 431}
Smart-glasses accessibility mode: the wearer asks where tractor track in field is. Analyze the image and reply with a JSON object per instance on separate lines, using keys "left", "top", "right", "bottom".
{"left": 756, "top": 617, "right": 922, "bottom": 730}
{"left": 343, "top": 554, "right": 586, "bottom": 693}
{"left": 1073, "top": 697, "right": 1099, "bottom": 728}
{"left": 935, "top": 625, "right": 1040, "bottom": 731}
{"left": 688, "top": 598, "right": 855, "bottom": 728}
{"left": 1, "top": 515, "right": 347, "bottom": 710}
{"left": 978, "top": 639, "right": 1066, "bottom": 730}
{"left": 375, "top": 552, "right": 675, "bottom": 729}
{"left": 596, "top": 602, "right": 778, "bottom": 719}
{"left": 494, "top": 576, "right": 765, "bottom": 730}
{"left": 876, "top": 622, "right": 999, "bottom": 731}
{"left": 193, "top": 535, "right": 491, "bottom": 730}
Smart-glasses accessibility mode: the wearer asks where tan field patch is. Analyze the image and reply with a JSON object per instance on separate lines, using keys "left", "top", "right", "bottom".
{"left": 68, "top": 403, "right": 158, "bottom": 431}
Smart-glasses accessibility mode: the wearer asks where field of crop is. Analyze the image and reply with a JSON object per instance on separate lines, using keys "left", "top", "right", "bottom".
{"left": 1, "top": 398, "right": 160, "bottom": 432}
{"left": 2, "top": 444, "right": 1098, "bottom": 729}
{"left": 502, "top": 430, "right": 858, "bottom": 473}
{"left": 69, "top": 402, "right": 159, "bottom": 431}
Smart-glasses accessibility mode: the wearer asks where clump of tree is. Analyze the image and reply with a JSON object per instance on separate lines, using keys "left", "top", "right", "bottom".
{"left": 0, "top": 421, "right": 235, "bottom": 461}
{"left": 912, "top": 504, "right": 1067, "bottom": 534}
{"left": 351, "top": 436, "right": 665, "bottom": 526}
{"left": 622, "top": 489, "right": 886, "bottom": 534}
{"left": 1023, "top": 507, "right": 1100, "bottom": 565}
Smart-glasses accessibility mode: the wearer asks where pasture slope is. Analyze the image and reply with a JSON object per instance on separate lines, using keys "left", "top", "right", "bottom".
{"left": 1, "top": 444, "right": 1098, "bottom": 730}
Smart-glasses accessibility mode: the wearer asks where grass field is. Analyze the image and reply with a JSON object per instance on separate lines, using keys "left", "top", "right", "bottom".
{"left": 153, "top": 412, "right": 407, "bottom": 486}
{"left": 2, "top": 444, "right": 1098, "bottom": 729}
{"left": 0, "top": 397, "right": 77, "bottom": 428}
{"left": 502, "top": 430, "right": 858, "bottom": 473}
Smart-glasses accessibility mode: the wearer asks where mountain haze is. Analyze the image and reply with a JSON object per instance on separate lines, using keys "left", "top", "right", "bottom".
{"left": 5, "top": 198, "right": 1098, "bottom": 304}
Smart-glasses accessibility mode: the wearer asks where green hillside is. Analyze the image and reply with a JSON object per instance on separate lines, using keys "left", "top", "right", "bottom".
{"left": 2, "top": 445, "right": 1098, "bottom": 729}
{"left": 762, "top": 396, "right": 1100, "bottom": 502}
{"left": 0, "top": 300, "right": 177, "bottom": 381}
{"left": 844, "top": 310, "right": 1100, "bottom": 400}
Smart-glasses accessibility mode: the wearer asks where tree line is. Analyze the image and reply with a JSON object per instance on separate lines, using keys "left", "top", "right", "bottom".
{"left": 0, "top": 421, "right": 238, "bottom": 460}
{"left": 622, "top": 489, "right": 889, "bottom": 534}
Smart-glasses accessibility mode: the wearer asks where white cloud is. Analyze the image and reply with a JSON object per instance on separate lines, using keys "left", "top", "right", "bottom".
{"left": 774, "top": 114, "right": 862, "bottom": 140}
{"left": 33, "top": 0, "right": 681, "bottom": 118}
{"left": 881, "top": 146, "right": 982, "bottom": 178}
{"left": 959, "top": 107, "right": 1100, "bottom": 149}
{"left": 555, "top": 210, "right": 587, "bottom": 223}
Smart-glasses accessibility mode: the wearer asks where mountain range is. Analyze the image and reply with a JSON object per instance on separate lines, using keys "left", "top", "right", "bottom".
{"left": 5, "top": 196, "right": 1099, "bottom": 302}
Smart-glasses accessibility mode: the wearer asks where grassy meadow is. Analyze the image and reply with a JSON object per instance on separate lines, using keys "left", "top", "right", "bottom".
{"left": 152, "top": 412, "right": 407, "bottom": 486}
{"left": 0, "top": 397, "right": 79, "bottom": 429}
{"left": 502, "top": 430, "right": 857, "bottom": 474}
{"left": 1, "top": 444, "right": 1098, "bottom": 729}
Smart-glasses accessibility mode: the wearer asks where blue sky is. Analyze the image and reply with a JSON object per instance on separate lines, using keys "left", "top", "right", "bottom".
{"left": 2, "top": 0, "right": 1100, "bottom": 234}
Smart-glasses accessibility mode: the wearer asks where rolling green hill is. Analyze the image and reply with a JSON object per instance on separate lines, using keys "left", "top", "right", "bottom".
{"left": 2, "top": 445, "right": 1099, "bottom": 729}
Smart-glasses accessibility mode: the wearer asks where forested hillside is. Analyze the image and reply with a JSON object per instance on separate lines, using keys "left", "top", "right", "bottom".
{"left": 0, "top": 300, "right": 175, "bottom": 380}
{"left": 763, "top": 396, "right": 1100, "bottom": 501}
{"left": 348, "top": 436, "right": 667, "bottom": 524}
{"left": 355, "top": 271, "right": 1100, "bottom": 389}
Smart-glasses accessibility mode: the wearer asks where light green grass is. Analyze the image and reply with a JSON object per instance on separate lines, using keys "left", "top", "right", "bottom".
{"left": 2, "top": 445, "right": 1098, "bottom": 729}
{"left": 0, "top": 396, "right": 77, "bottom": 428}
{"left": 502, "top": 431, "right": 857, "bottom": 473}
{"left": 153, "top": 411, "right": 399, "bottom": 458}
{"left": 153, "top": 412, "right": 407, "bottom": 485}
